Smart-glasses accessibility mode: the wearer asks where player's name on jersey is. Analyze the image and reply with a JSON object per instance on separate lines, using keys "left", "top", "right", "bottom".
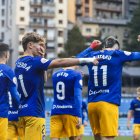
{"left": 8, "top": 110, "right": 18, "bottom": 114}
{"left": 53, "top": 105, "right": 73, "bottom": 109}
{"left": 16, "top": 62, "right": 31, "bottom": 71}
{"left": 56, "top": 72, "right": 69, "bottom": 77}
{"left": 93, "top": 55, "right": 112, "bottom": 60}
{"left": 19, "top": 104, "right": 28, "bottom": 109}
{"left": 89, "top": 89, "right": 110, "bottom": 95}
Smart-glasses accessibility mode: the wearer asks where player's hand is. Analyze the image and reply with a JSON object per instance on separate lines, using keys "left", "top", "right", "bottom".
{"left": 38, "top": 46, "right": 45, "bottom": 57}
{"left": 90, "top": 40, "right": 102, "bottom": 49}
{"left": 126, "top": 122, "right": 131, "bottom": 130}
{"left": 137, "top": 35, "right": 140, "bottom": 42}
{"left": 93, "top": 58, "right": 100, "bottom": 65}
{"left": 83, "top": 121, "right": 88, "bottom": 127}
{"left": 76, "top": 117, "right": 82, "bottom": 129}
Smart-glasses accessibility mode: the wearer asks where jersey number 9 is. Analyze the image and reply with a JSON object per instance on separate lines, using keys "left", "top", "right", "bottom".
{"left": 56, "top": 81, "right": 65, "bottom": 100}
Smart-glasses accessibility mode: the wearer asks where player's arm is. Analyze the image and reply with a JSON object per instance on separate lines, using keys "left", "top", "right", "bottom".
{"left": 74, "top": 73, "right": 83, "bottom": 129}
{"left": 84, "top": 102, "right": 88, "bottom": 121}
{"left": 127, "top": 100, "right": 134, "bottom": 129}
{"left": 5, "top": 69, "right": 20, "bottom": 108}
{"left": 9, "top": 85, "right": 20, "bottom": 108}
{"left": 119, "top": 50, "right": 140, "bottom": 62}
{"left": 74, "top": 87, "right": 82, "bottom": 118}
{"left": 77, "top": 40, "right": 102, "bottom": 58}
{"left": 75, "top": 87, "right": 82, "bottom": 129}
{"left": 48, "top": 57, "right": 99, "bottom": 69}
{"left": 127, "top": 110, "right": 134, "bottom": 129}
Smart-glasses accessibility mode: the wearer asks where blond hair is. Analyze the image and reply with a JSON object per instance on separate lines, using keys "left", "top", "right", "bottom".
{"left": 22, "top": 32, "right": 45, "bottom": 51}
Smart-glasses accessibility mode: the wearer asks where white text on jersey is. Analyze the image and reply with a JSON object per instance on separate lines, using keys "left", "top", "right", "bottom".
{"left": 16, "top": 62, "right": 31, "bottom": 71}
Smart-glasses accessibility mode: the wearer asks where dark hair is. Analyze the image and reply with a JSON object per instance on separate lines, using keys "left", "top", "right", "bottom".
{"left": 104, "top": 36, "right": 120, "bottom": 48}
{"left": 0, "top": 43, "right": 9, "bottom": 51}
{"left": 0, "top": 43, "right": 9, "bottom": 58}
{"left": 22, "top": 32, "right": 45, "bottom": 51}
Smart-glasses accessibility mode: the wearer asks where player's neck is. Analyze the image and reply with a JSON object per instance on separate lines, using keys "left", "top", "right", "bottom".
{"left": 23, "top": 51, "right": 34, "bottom": 57}
{"left": 103, "top": 48, "right": 114, "bottom": 50}
{"left": 0, "top": 58, "right": 6, "bottom": 64}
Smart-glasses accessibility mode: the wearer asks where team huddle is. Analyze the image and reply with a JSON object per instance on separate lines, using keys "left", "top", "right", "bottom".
{"left": 0, "top": 32, "right": 140, "bottom": 140}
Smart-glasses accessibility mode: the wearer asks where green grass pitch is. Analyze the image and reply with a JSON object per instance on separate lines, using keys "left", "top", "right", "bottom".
{"left": 46, "top": 136, "right": 132, "bottom": 140}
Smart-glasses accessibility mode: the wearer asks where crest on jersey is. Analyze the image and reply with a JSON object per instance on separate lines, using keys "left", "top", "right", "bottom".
{"left": 13, "top": 77, "right": 17, "bottom": 85}
{"left": 79, "top": 79, "right": 83, "bottom": 86}
{"left": 124, "top": 51, "right": 131, "bottom": 56}
{"left": 41, "top": 58, "right": 48, "bottom": 63}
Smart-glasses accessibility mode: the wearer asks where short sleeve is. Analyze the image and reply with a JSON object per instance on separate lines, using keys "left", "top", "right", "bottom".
{"left": 74, "top": 72, "right": 83, "bottom": 89}
{"left": 118, "top": 50, "right": 140, "bottom": 62}
{"left": 33, "top": 57, "right": 52, "bottom": 71}
{"left": 129, "top": 100, "right": 135, "bottom": 111}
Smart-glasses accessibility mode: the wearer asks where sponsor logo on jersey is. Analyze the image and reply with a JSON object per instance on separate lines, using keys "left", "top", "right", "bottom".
{"left": 53, "top": 105, "right": 73, "bottom": 109}
{"left": 8, "top": 110, "right": 18, "bottom": 115}
{"left": 19, "top": 104, "right": 28, "bottom": 109}
{"left": 89, "top": 89, "right": 109, "bottom": 95}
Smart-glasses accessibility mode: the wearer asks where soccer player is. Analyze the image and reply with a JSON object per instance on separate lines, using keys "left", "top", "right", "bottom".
{"left": 8, "top": 91, "right": 20, "bottom": 140}
{"left": 127, "top": 87, "right": 140, "bottom": 140}
{"left": 50, "top": 66, "right": 82, "bottom": 140}
{"left": 78, "top": 100, "right": 88, "bottom": 140}
{"left": 0, "top": 43, "right": 19, "bottom": 140}
{"left": 77, "top": 35, "right": 140, "bottom": 140}
{"left": 14, "top": 32, "right": 99, "bottom": 140}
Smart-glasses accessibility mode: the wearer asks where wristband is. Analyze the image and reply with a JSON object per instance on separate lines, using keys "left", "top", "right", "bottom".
{"left": 78, "top": 58, "right": 96, "bottom": 64}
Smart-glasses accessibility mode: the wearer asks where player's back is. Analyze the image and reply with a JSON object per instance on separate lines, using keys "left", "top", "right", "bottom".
{"left": 0, "top": 64, "right": 14, "bottom": 117}
{"left": 86, "top": 50, "right": 124, "bottom": 105}
{"left": 51, "top": 68, "right": 82, "bottom": 117}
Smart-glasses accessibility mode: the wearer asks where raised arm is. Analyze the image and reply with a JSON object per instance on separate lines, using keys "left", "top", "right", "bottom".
{"left": 77, "top": 40, "right": 102, "bottom": 58}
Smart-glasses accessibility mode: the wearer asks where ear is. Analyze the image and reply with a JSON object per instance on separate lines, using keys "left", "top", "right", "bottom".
{"left": 5, "top": 51, "right": 10, "bottom": 62}
{"left": 28, "top": 42, "right": 33, "bottom": 49}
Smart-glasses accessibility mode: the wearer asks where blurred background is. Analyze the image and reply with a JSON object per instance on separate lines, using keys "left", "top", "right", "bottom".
{"left": 1, "top": 0, "right": 140, "bottom": 136}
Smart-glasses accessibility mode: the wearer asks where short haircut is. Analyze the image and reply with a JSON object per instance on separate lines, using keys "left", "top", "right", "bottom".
{"left": 22, "top": 32, "right": 45, "bottom": 51}
{"left": 0, "top": 43, "right": 9, "bottom": 51}
{"left": 0, "top": 43, "right": 9, "bottom": 58}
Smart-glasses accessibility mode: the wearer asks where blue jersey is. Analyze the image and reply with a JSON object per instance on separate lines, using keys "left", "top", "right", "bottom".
{"left": 82, "top": 101, "right": 88, "bottom": 124}
{"left": 129, "top": 98, "right": 140, "bottom": 124}
{"left": 51, "top": 68, "right": 83, "bottom": 117}
{"left": 77, "top": 48, "right": 140, "bottom": 105}
{"left": 8, "top": 92, "right": 19, "bottom": 121}
{"left": 15, "top": 56, "right": 52, "bottom": 118}
{"left": 0, "top": 64, "right": 17, "bottom": 118}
